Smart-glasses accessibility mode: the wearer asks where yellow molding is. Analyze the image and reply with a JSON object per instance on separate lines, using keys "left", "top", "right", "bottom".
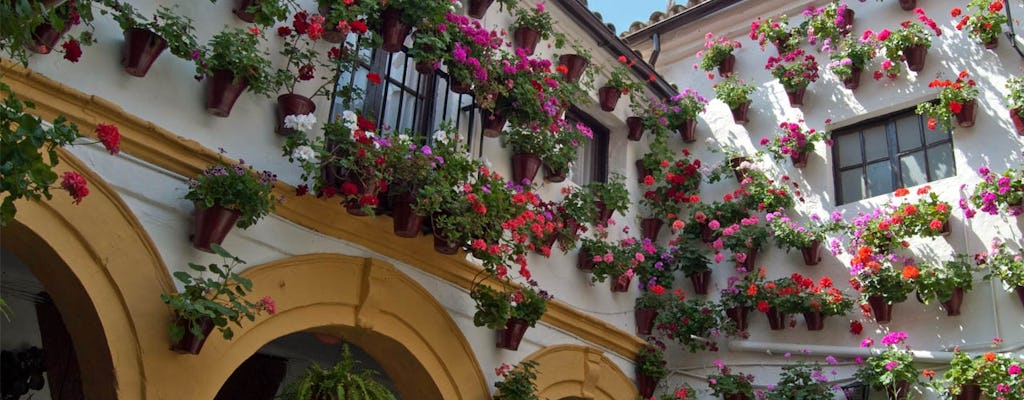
{"left": 1, "top": 60, "right": 646, "bottom": 360}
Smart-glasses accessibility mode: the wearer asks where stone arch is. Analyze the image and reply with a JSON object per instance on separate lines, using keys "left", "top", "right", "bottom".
{"left": 521, "top": 344, "right": 637, "bottom": 400}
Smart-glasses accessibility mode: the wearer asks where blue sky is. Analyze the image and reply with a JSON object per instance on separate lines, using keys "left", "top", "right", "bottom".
{"left": 586, "top": 0, "right": 667, "bottom": 35}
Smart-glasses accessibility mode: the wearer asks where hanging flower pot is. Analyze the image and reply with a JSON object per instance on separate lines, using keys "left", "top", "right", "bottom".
{"left": 843, "top": 66, "right": 863, "bottom": 90}
{"left": 940, "top": 287, "right": 965, "bottom": 316}
{"left": 957, "top": 384, "right": 981, "bottom": 400}
{"left": 773, "top": 34, "right": 792, "bottom": 56}
{"left": 594, "top": 200, "right": 614, "bottom": 225}
{"left": 121, "top": 28, "right": 168, "bottom": 77}
{"left": 867, "top": 294, "right": 894, "bottom": 324}
{"left": 626, "top": 116, "right": 644, "bottom": 141}
{"left": 431, "top": 214, "right": 459, "bottom": 254}
{"left": 792, "top": 149, "right": 810, "bottom": 168}
{"left": 511, "top": 153, "right": 542, "bottom": 185}
{"left": 635, "top": 307, "right": 658, "bottom": 335}
{"left": 731, "top": 102, "right": 751, "bottom": 125}
{"left": 513, "top": 27, "right": 541, "bottom": 55}
{"left": 170, "top": 315, "right": 215, "bottom": 354}
{"left": 450, "top": 77, "right": 472, "bottom": 94}
{"left": 232, "top": 0, "right": 258, "bottom": 22}
{"left": 495, "top": 318, "right": 529, "bottom": 350}
{"left": 688, "top": 270, "right": 712, "bottom": 295}
{"left": 343, "top": 176, "right": 378, "bottom": 216}
{"left": 611, "top": 273, "right": 632, "bottom": 292}
{"left": 955, "top": 99, "right": 977, "bottom": 128}
{"left": 275, "top": 93, "right": 316, "bottom": 135}
{"left": 786, "top": 87, "right": 806, "bottom": 107}
{"left": 577, "top": 248, "right": 595, "bottom": 271}
{"left": 636, "top": 372, "right": 657, "bottom": 398}
{"left": 726, "top": 306, "right": 749, "bottom": 331}
{"left": 543, "top": 165, "right": 566, "bottom": 183}
{"left": 724, "top": 393, "right": 752, "bottom": 400}
{"left": 840, "top": 8, "right": 856, "bottom": 35}
{"left": 1015, "top": 286, "right": 1024, "bottom": 309}
{"left": 984, "top": 37, "right": 999, "bottom": 49}
{"left": 319, "top": 6, "right": 348, "bottom": 43}
{"left": 635, "top": 160, "right": 650, "bottom": 184}
{"left": 898, "top": 0, "right": 916, "bottom": 11}
{"left": 903, "top": 44, "right": 927, "bottom": 72}
{"left": 640, "top": 218, "right": 663, "bottom": 241}
{"left": 415, "top": 60, "right": 438, "bottom": 75}
{"left": 467, "top": 0, "right": 495, "bottom": 18}
{"left": 191, "top": 203, "right": 242, "bottom": 252}
{"left": 735, "top": 249, "right": 758, "bottom": 270}
{"left": 1010, "top": 108, "right": 1024, "bottom": 136}
{"left": 379, "top": 7, "right": 412, "bottom": 53}
{"left": 558, "top": 54, "right": 589, "bottom": 83}
{"left": 27, "top": 21, "right": 70, "bottom": 54}
{"left": 765, "top": 307, "right": 787, "bottom": 330}
{"left": 205, "top": 69, "right": 249, "bottom": 118}
{"left": 718, "top": 53, "right": 736, "bottom": 77}
{"left": 730, "top": 157, "right": 749, "bottom": 182}
{"left": 481, "top": 108, "right": 507, "bottom": 137}
{"left": 700, "top": 223, "right": 720, "bottom": 243}
{"left": 390, "top": 192, "right": 423, "bottom": 238}
{"left": 801, "top": 240, "right": 822, "bottom": 266}
{"left": 677, "top": 119, "right": 698, "bottom": 143}
{"left": 885, "top": 380, "right": 911, "bottom": 400}
{"left": 803, "top": 311, "right": 825, "bottom": 331}
{"left": 598, "top": 86, "right": 621, "bottom": 112}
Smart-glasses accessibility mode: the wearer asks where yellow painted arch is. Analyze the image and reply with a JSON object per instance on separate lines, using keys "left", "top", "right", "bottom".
{"left": 520, "top": 344, "right": 638, "bottom": 400}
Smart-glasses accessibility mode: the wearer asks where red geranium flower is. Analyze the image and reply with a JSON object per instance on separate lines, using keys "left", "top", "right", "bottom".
{"left": 60, "top": 171, "right": 89, "bottom": 204}
{"left": 367, "top": 72, "right": 382, "bottom": 84}
{"left": 95, "top": 124, "right": 121, "bottom": 154}
{"left": 61, "top": 39, "right": 82, "bottom": 63}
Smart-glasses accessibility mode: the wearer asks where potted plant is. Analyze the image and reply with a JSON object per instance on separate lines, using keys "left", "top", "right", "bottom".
{"left": 195, "top": 27, "right": 276, "bottom": 117}
{"left": 828, "top": 36, "right": 876, "bottom": 90}
{"left": 578, "top": 228, "right": 616, "bottom": 272}
{"left": 720, "top": 215, "right": 770, "bottom": 270}
{"left": 635, "top": 284, "right": 669, "bottom": 335}
{"left": 636, "top": 341, "right": 669, "bottom": 398}
{"left": 541, "top": 121, "right": 592, "bottom": 182}
{"left": 952, "top": 0, "right": 1008, "bottom": 49}
{"left": 979, "top": 240, "right": 1024, "bottom": 308}
{"left": 494, "top": 360, "right": 540, "bottom": 400}
{"left": 317, "top": 0, "right": 376, "bottom": 43}
{"left": 557, "top": 45, "right": 593, "bottom": 84}
{"left": 510, "top": 2, "right": 559, "bottom": 55}
{"left": 849, "top": 247, "right": 916, "bottom": 323}
{"left": 408, "top": 22, "right": 450, "bottom": 75}
{"left": 232, "top": 0, "right": 291, "bottom": 26}
{"left": 639, "top": 150, "right": 702, "bottom": 239}
{"left": 3, "top": 0, "right": 97, "bottom": 61}
{"left": 465, "top": 0, "right": 515, "bottom": 19}
{"left": 470, "top": 283, "right": 548, "bottom": 351}
{"left": 663, "top": 89, "right": 708, "bottom": 143}
{"left": 736, "top": 167, "right": 797, "bottom": 213}
{"left": 269, "top": 11, "right": 327, "bottom": 135}
{"left": 696, "top": 33, "right": 742, "bottom": 78}
{"left": 672, "top": 236, "right": 713, "bottom": 294}
{"left": 410, "top": 128, "right": 479, "bottom": 253}
{"left": 381, "top": 132, "right": 436, "bottom": 237}
{"left": 184, "top": 161, "right": 278, "bottom": 252}
{"left": 560, "top": 186, "right": 598, "bottom": 240}
{"left": 585, "top": 173, "right": 630, "bottom": 225}
{"left": 590, "top": 238, "right": 636, "bottom": 292}
{"left": 280, "top": 344, "right": 397, "bottom": 400}
{"left": 799, "top": 1, "right": 855, "bottom": 52}
{"left": 757, "top": 276, "right": 804, "bottom": 330}
{"left": 502, "top": 124, "right": 556, "bottom": 186}
{"left": 854, "top": 331, "right": 920, "bottom": 400}
{"left": 101, "top": 2, "right": 199, "bottom": 77}
{"left": 759, "top": 120, "right": 827, "bottom": 168}
{"left": 713, "top": 76, "right": 756, "bottom": 124}
{"left": 916, "top": 70, "right": 980, "bottom": 130}
{"left": 443, "top": 12, "right": 502, "bottom": 93}
{"left": 378, "top": 0, "right": 453, "bottom": 53}
{"left": 684, "top": 199, "right": 747, "bottom": 244}
{"left": 632, "top": 240, "right": 676, "bottom": 289}
{"left": 916, "top": 255, "right": 975, "bottom": 316}
{"left": 793, "top": 274, "right": 854, "bottom": 330}
{"left": 768, "top": 211, "right": 846, "bottom": 265}
{"left": 655, "top": 295, "right": 723, "bottom": 352}
{"left": 719, "top": 267, "right": 766, "bottom": 332}
{"left": 939, "top": 350, "right": 1021, "bottom": 400}
{"left": 765, "top": 362, "right": 837, "bottom": 400}
{"left": 965, "top": 166, "right": 1024, "bottom": 218}
{"left": 598, "top": 56, "right": 641, "bottom": 112}
{"left": 749, "top": 15, "right": 801, "bottom": 54}
{"left": 1006, "top": 77, "right": 1024, "bottom": 135}
{"left": 890, "top": 185, "right": 952, "bottom": 238}
{"left": 159, "top": 245, "right": 276, "bottom": 354}
{"left": 765, "top": 49, "right": 819, "bottom": 107}
{"left": 874, "top": 9, "right": 942, "bottom": 79}
{"left": 707, "top": 362, "right": 755, "bottom": 400}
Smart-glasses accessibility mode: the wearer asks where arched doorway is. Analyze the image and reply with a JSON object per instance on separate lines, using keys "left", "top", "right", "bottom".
{"left": 521, "top": 344, "right": 638, "bottom": 400}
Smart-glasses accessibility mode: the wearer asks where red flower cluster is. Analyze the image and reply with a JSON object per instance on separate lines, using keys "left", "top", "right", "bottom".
{"left": 60, "top": 171, "right": 89, "bottom": 204}
{"left": 61, "top": 39, "right": 82, "bottom": 63}
{"left": 95, "top": 124, "right": 120, "bottom": 154}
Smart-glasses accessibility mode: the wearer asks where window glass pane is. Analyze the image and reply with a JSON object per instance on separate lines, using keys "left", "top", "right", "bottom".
{"left": 863, "top": 125, "right": 888, "bottom": 161}
{"left": 925, "top": 125, "right": 952, "bottom": 145}
{"left": 836, "top": 133, "right": 862, "bottom": 168}
{"left": 571, "top": 142, "right": 594, "bottom": 184}
{"left": 900, "top": 151, "right": 927, "bottom": 187}
{"left": 927, "top": 143, "right": 956, "bottom": 180}
{"left": 840, "top": 169, "right": 865, "bottom": 203}
{"left": 865, "top": 161, "right": 893, "bottom": 197}
{"left": 896, "top": 115, "right": 922, "bottom": 151}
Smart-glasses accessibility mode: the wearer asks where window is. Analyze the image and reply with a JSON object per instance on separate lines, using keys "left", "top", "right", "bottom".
{"left": 832, "top": 108, "right": 956, "bottom": 204}
{"left": 566, "top": 108, "right": 609, "bottom": 184}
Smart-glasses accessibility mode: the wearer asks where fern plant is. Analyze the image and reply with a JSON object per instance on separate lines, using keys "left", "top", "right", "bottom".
{"left": 281, "top": 344, "right": 398, "bottom": 400}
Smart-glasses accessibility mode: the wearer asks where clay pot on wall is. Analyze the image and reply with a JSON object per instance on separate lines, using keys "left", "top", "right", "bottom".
{"left": 191, "top": 203, "right": 241, "bottom": 252}
{"left": 495, "top": 318, "right": 529, "bottom": 350}
{"left": 275, "top": 94, "right": 316, "bottom": 135}
{"left": 598, "top": 86, "right": 621, "bottom": 112}
{"left": 169, "top": 316, "right": 215, "bottom": 355}
{"left": 121, "top": 28, "right": 168, "bottom": 77}
{"left": 467, "top": 0, "right": 495, "bottom": 18}
{"left": 205, "top": 69, "right": 249, "bottom": 117}
{"left": 903, "top": 45, "right": 927, "bottom": 72}
{"left": 558, "top": 54, "right": 589, "bottom": 83}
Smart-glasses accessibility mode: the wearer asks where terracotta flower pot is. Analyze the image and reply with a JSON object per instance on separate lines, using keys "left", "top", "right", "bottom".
{"left": 718, "top": 53, "right": 736, "bottom": 77}
{"left": 390, "top": 192, "right": 423, "bottom": 238}
{"left": 786, "top": 87, "right": 806, "bottom": 107}
{"left": 276, "top": 93, "right": 316, "bottom": 135}
{"left": 496, "top": 318, "right": 529, "bottom": 350}
{"left": 481, "top": 108, "right": 507, "bottom": 137}
{"left": 379, "top": 7, "right": 412, "bottom": 53}
{"left": 598, "top": 86, "right": 621, "bottom": 112}
{"left": 840, "top": 8, "right": 855, "bottom": 35}
{"left": 27, "top": 21, "right": 70, "bottom": 54}
{"left": 636, "top": 372, "right": 657, "bottom": 398}
{"left": 578, "top": 248, "right": 595, "bottom": 271}
{"left": 626, "top": 116, "right": 644, "bottom": 141}
{"left": 558, "top": 54, "right": 589, "bottom": 83}
{"left": 941, "top": 287, "right": 964, "bottom": 316}
{"left": 232, "top": 0, "right": 258, "bottom": 22}
{"left": 898, "top": 0, "right": 916, "bottom": 11}
{"left": 803, "top": 311, "right": 825, "bottom": 331}
{"left": 957, "top": 384, "right": 981, "bottom": 400}
{"left": 467, "top": 0, "right": 494, "bottom": 18}
{"left": 640, "top": 218, "right": 663, "bottom": 241}
{"left": 121, "top": 28, "right": 167, "bottom": 77}
{"left": 635, "top": 160, "right": 650, "bottom": 183}
{"left": 594, "top": 201, "right": 614, "bottom": 225}
{"left": 513, "top": 27, "right": 541, "bottom": 55}
{"left": 677, "top": 119, "right": 698, "bottom": 143}
{"left": 431, "top": 214, "right": 459, "bottom": 254}
{"left": 867, "top": 294, "right": 894, "bottom": 324}
{"left": 688, "top": 270, "right": 712, "bottom": 295}
{"left": 511, "top": 153, "right": 542, "bottom": 185}
{"left": 765, "top": 307, "right": 787, "bottom": 330}
{"left": 801, "top": 240, "right": 822, "bottom": 265}
{"left": 724, "top": 393, "right": 752, "bottom": 400}
{"left": 1010, "top": 108, "right": 1024, "bottom": 136}
{"left": 343, "top": 175, "right": 378, "bottom": 216}
{"left": 415, "top": 60, "right": 437, "bottom": 75}
{"left": 700, "top": 223, "right": 720, "bottom": 243}
{"left": 773, "top": 35, "right": 793, "bottom": 55}
{"left": 450, "top": 78, "right": 472, "bottom": 94}
{"left": 635, "top": 307, "right": 658, "bottom": 335}
{"left": 170, "top": 316, "right": 215, "bottom": 354}
{"left": 543, "top": 165, "right": 566, "bottom": 183}
{"left": 735, "top": 248, "right": 758, "bottom": 270}
{"left": 726, "top": 306, "right": 749, "bottom": 331}
{"left": 955, "top": 99, "right": 977, "bottom": 128}
{"left": 205, "top": 69, "right": 249, "bottom": 117}
{"left": 730, "top": 157, "right": 749, "bottom": 182}
{"left": 886, "top": 380, "right": 911, "bottom": 400}
{"left": 1015, "top": 286, "right": 1024, "bottom": 309}
{"left": 731, "top": 102, "right": 751, "bottom": 125}
{"left": 843, "top": 66, "right": 863, "bottom": 90}
{"left": 611, "top": 273, "right": 632, "bottom": 292}
{"left": 191, "top": 203, "right": 241, "bottom": 252}
{"left": 791, "top": 150, "right": 810, "bottom": 168}
{"left": 903, "top": 44, "right": 927, "bottom": 72}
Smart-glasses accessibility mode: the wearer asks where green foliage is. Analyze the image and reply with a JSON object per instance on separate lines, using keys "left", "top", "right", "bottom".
{"left": 159, "top": 245, "right": 270, "bottom": 342}
{"left": 637, "top": 342, "right": 668, "bottom": 381}
{"left": 939, "top": 351, "right": 1021, "bottom": 399}
{"left": 697, "top": 34, "right": 740, "bottom": 72}
{"left": 1007, "top": 77, "right": 1024, "bottom": 111}
{"left": 707, "top": 363, "right": 755, "bottom": 398}
{"left": 387, "top": 0, "right": 455, "bottom": 27}
{"left": 957, "top": 0, "right": 1009, "bottom": 44}
{"left": 828, "top": 37, "right": 875, "bottom": 79}
{"left": 916, "top": 254, "right": 975, "bottom": 303}
{"left": 511, "top": 2, "right": 557, "bottom": 41}
{"left": 238, "top": 0, "right": 294, "bottom": 26}
{"left": 196, "top": 27, "right": 277, "bottom": 96}
{"left": 854, "top": 348, "right": 919, "bottom": 392}
{"left": 560, "top": 185, "right": 599, "bottom": 223}
{"left": 719, "top": 267, "right": 765, "bottom": 309}
{"left": 765, "top": 362, "right": 836, "bottom": 400}
{"left": 470, "top": 284, "right": 548, "bottom": 329}
{"left": 765, "top": 49, "right": 819, "bottom": 91}
{"left": 0, "top": 82, "right": 81, "bottom": 227}
{"left": 853, "top": 259, "right": 915, "bottom": 304}
{"left": 99, "top": 1, "right": 199, "bottom": 60}
{"left": 655, "top": 297, "right": 722, "bottom": 352}
{"left": 281, "top": 344, "right": 398, "bottom": 400}
{"left": 585, "top": 173, "right": 630, "bottom": 216}
{"left": 672, "top": 238, "right": 711, "bottom": 276}
{"left": 603, "top": 63, "right": 641, "bottom": 93}
{"left": 184, "top": 161, "right": 278, "bottom": 229}
{"left": 713, "top": 76, "right": 756, "bottom": 109}
{"left": 799, "top": 1, "right": 853, "bottom": 52}
{"left": 915, "top": 71, "right": 980, "bottom": 132}
{"left": 0, "top": 0, "right": 96, "bottom": 66}
{"left": 494, "top": 360, "right": 540, "bottom": 400}
{"left": 768, "top": 212, "right": 845, "bottom": 252}
{"left": 749, "top": 15, "right": 800, "bottom": 52}
{"left": 981, "top": 241, "right": 1024, "bottom": 287}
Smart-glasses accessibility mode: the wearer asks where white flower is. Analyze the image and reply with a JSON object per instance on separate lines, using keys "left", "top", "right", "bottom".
{"left": 432, "top": 130, "right": 449, "bottom": 144}
{"left": 283, "top": 113, "right": 317, "bottom": 131}
{"left": 738, "top": 161, "right": 752, "bottom": 170}
{"left": 291, "top": 145, "right": 317, "bottom": 162}
{"left": 342, "top": 110, "right": 358, "bottom": 131}
{"left": 398, "top": 134, "right": 410, "bottom": 142}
